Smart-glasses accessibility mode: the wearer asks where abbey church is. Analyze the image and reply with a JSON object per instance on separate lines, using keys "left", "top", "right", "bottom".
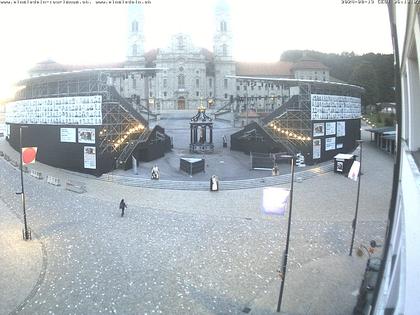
{"left": 30, "top": 0, "right": 331, "bottom": 111}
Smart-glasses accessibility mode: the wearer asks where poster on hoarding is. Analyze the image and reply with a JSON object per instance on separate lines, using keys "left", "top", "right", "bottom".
{"left": 60, "top": 128, "right": 76, "bottom": 143}
{"left": 313, "top": 123, "right": 324, "bottom": 137}
{"left": 311, "top": 94, "right": 361, "bottom": 120}
{"left": 313, "top": 139, "right": 321, "bottom": 159}
{"left": 325, "top": 122, "right": 336, "bottom": 136}
{"left": 325, "top": 137, "right": 336, "bottom": 151}
{"left": 337, "top": 121, "right": 346, "bottom": 137}
{"left": 78, "top": 128, "right": 95, "bottom": 144}
{"left": 83, "top": 146, "right": 96, "bottom": 169}
{"left": 5, "top": 95, "right": 102, "bottom": 126}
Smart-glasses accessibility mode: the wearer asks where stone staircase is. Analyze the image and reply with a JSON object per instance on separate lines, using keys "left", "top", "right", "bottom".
{"left": 102, "top": 163, "right": 333, "bottom": 191}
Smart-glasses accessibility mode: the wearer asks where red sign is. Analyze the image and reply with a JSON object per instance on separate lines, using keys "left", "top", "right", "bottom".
{"left": 22, "top": 147, "right": 38, "bottom": 165}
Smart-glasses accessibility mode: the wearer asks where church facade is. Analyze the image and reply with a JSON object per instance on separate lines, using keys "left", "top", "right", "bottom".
{"left": 117, "top": 1, "right": 236, "bottom": 111}
{"left": 28, "top": 1, "right": 332, "bottom": 112}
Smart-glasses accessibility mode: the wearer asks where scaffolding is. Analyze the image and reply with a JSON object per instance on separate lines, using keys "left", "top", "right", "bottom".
{"left": 227, "top": 75, "right": 364, "bottom": 155}
{"left": 15, "top": 69, "right": 158, "bottom": 168}
{"left": 264, "top": 82, "right": 312, "bottom": 154}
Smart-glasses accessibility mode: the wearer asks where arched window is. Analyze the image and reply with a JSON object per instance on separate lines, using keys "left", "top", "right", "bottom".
{"left": 220, "top": 20, "right": 227, "bottom": 32}
{"left": 222, "top": 44, "right": 227, "bottom": 56}
{"left": 178, "top": 74, "right": 185, "bottom": 89}
{"left": 132, "top": 21, "right": 138, "bottom": 32}
{"left": 132, "top": 44, "right": 137, "bottom": 56}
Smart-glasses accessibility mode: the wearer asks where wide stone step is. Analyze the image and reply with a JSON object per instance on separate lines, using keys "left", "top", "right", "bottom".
{"left": 102, "top": 164, "right": 334, "bottom": 191}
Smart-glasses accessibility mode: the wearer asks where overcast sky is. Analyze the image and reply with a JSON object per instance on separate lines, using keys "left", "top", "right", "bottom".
{"left": 0, "top": 0, "right": 393, "bottom": 100}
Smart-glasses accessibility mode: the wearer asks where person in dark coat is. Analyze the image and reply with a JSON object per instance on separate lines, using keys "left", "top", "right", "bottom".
{"left": 119, "top": 199, "right": 127, "bottom": 217}
{"left": 151, "top": 165, "right": 160, "bottom": 180}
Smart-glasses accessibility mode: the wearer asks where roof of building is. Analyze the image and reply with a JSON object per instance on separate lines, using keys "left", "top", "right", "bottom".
{"left": 291, "top": 59, "right": 329, "bottom": 71}
{"left": 236, "top": 61, "right": 294, "bottom": 77}
{"left": 30, "top": 59, "right": 68, "bottom": 73}
{"left": 29, "top": 60, "right": 125, "bottom": 74}
{"left": 144, "top": 49, "right": 159, "bottom": 66}
{"left": 365, "top": 126, "right": 396, "bottom": 134}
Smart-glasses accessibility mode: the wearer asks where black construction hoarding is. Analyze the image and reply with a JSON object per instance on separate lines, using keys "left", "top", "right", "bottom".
{"left": 7, "top": 123, "right": 113, "bottom": 176}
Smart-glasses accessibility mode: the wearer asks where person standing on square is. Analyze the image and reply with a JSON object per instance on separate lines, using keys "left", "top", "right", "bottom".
{"left": 120, "top": 199, "right": 127, "bottom": 217}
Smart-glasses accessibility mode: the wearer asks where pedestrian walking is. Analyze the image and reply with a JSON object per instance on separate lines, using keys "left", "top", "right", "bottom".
{"left": 151, "top": 165, "right": 160, "bottom": 180}
{"left": 272, "top": 164, "right": 279, "bottom": 176}
{"left": 120, "top": 198, "right": 127, "bottom": 217}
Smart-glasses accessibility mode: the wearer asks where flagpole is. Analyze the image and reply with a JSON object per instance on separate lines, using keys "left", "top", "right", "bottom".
{"left": 349, "top": 140, "right": 363, "bottom": 256}
{"left": 277, "top": 155, "right": 295, "bottom": 313}
{"left": 19, "top": 126, "right": 30, "bottom": 240}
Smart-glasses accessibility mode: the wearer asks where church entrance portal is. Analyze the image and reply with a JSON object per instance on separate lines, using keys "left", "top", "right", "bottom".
{"left": 177, "top": 97, "right": 186, "bottom": 110}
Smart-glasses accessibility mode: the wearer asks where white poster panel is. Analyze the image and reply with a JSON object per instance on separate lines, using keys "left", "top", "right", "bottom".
{"left": 78, "top": 128, "right": 95, "bottom": 144}
{"left": 311, "top": 94, "right": 361, "bottom": 120}
{"left": 325, "top": 122, "right": 336, "bottom": 136}
{"left": 84, "top": 146, "right": 96, "bottom": 169}
{"left": 261, "top": 187, "right": 290, "bottom": 216}
{"left": 60, "top": 128, "right": 76, "bottom": 143}
{"left": 313, "top": 123, "right": 324, "bottom": 137}
{"left": 337, "top": 121, "right": 346, "bottom": 137}
{"left": 313, "top": 139, "right": 321, "bottom": 159}
{"left": 5, "top": 95, "right": 102, "bottom": 125}
{"left": 348, "top": 161, "right": 360, "bottom": 181}
{"left": 325, "top": 137, "right": 336, "bottom": 151}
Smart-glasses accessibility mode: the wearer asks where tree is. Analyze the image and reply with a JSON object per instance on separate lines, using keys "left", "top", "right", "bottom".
{"left": 349, "top": 61, "right": 379, "bottom": 110}
{"left": 280, "top": 50, "right": 395, "bottom": 104}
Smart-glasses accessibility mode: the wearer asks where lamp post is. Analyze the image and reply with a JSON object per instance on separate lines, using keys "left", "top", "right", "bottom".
{"left": 349, "top": 140, "right": 363, "bottom": 256}
{"left": 277, "top": 154, "right": 295, "bottom": 313}
{"left": 245, "top": 92, "right": 249, "bottom": 126}
{"left": 19, "top": 126, "right": 30, "bottom": 240}
{"left": 148, "top": 97, "right": 154, "bottom": 126}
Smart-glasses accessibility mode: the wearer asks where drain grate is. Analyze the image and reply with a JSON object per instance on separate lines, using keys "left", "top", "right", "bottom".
{"left": 242, "top": 307, "right": 251, "bottom": 313}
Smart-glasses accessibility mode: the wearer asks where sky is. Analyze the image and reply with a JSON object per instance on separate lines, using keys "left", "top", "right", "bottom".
{"left": 0, "top": 0, "right": 393, "bottom": 101}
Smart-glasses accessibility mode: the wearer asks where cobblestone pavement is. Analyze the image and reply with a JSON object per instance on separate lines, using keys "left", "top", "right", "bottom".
{"left": 0, "top": 199, "right": 45, "bottom": 315}
{"left": 0, "top": 130, "right": 394, "bottom": 314}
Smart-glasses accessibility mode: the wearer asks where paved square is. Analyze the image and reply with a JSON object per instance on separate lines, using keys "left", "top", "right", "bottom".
{"left": 0, "top": 130, "right": 393, "bottom": 314}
